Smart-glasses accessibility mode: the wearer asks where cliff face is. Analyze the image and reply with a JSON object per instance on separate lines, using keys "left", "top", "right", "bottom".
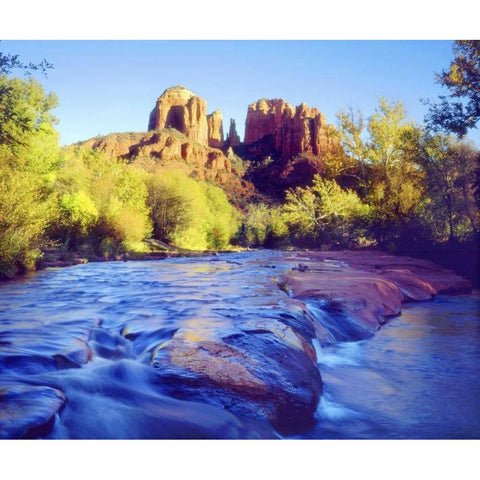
{"left": 244, "top": 98, "right": 333, "bottom": 161}
{"left": 77, "top": 87, "right": 342, "bottom": 204}
{"left": 207, "top": 109, "right": 224, "bottom": 149}
{"left": 148, "top": 86, "right": 209, "bottom": 146}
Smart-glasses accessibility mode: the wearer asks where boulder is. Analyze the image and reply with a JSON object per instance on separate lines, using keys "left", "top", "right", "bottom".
{"left": 0, "top": 384, "right": 66, "bottom": 439}
{"left": 151, "top": 315, "right": 323, "bottom": 433}
{"left": 0, "top": 319, "right": 94, "bottom": 375}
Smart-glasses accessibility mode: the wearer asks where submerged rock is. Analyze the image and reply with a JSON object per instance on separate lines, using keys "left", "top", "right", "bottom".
{"left": 0, "top": 320, "right": 94, "bottom": 375}
{"left": 151, "top": 316, "right": 322, "bottom": 433}
{"left": 43, "top": 360, "right": 279, "bottom": 439}
{"left": 0, "top": 384, "right": 66, "bottom": 439}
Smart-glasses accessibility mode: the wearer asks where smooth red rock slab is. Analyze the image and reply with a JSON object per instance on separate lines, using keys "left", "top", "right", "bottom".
{"left": 291, "top": 250, "right": 472, "bottom": 295}
{"left": 0, "top": 384, "right": 66, "bottom": 438}
{"left": 282, "top": 250, "right": 472, "bottom": 333}
{"left": 285, "top": 270, "right": 403, "bottom": 331}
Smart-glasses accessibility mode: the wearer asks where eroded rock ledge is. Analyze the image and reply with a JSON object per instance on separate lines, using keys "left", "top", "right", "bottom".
{"left": 281, "top": 250, "right": 472, "bottom": 340}
{"left": 149, "top": 250, "right": 472, "bottom": 434}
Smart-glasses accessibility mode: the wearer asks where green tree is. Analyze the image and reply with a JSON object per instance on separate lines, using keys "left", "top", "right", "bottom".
{"left": 0, "top": 75, "right": 58, "bottom": 153}
{"left": 420, "top": 134, "right": 479, "bottom": 242}
{"left": 239, "top": 203, "right": 289, "bottom": 247}
{"left": 0, "top": 167, "right": 57, "bottom": 278}
{"left": 145, "top": 169, "right": 237, "bottom": 251}
{"left": 425, "top": 40, "right": 480, "bottom": 136}
{"left": 337, "top": 99, "right": 425, "bottom": 243}
{"left": 203, "top": 184, "right": 238, "bottom": 249}
{"left": 146, "top": 171, "right": 194, "bottom": 242}
{"left": 0, "top": 47, "right": 53, "bottom": 76}
{"left": 0, "top": 74, "right": 59, "bottom": 277}
{"left": 53, "top": 147, "right": 152, "bottom": 255}
{"left": 284, "top": 175, "right": 369, "bottom": 247}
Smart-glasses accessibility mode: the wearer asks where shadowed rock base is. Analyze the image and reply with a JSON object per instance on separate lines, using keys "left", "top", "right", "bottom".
{"left": 0, "top": 384, "right": 66, "bottom": 439}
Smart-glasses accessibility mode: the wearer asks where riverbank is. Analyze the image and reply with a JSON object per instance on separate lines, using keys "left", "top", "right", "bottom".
{"left": 0, "top": 245, "right": 245, "bottom": 282}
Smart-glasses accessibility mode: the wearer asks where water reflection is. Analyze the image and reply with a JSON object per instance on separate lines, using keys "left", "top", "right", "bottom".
{"left": 304, "top": 293, "right": 480, "bottom": 439}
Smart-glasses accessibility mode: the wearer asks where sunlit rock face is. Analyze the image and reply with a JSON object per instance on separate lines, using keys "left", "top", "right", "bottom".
{"left": 78, "top": 86, "right": 255, "bottom": 205}
{"left": 148, "top": 86, "right": 209, "bottom": 146}
{"left": 244, "top": 98, "right": 334, "bottom": 160}
{"left": 207, "top": 109, "right": 224, "bottom": 148}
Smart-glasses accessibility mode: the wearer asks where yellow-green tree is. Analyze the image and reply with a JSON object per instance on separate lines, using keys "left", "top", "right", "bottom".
{"left": 145, "top": 169, "right": 238, "bottom": 250}
{"left": 0, "top": 75, "right": 59, "bottom": 278}
{"left": 337, "top": 98, "right": 425, "bottom": 243}
{"left": 426, "top": 40, "right": 480, "bottom": 136}
{"left": 241, "top": 203, "right": 289, "bottom": 247}
{"left": 54, "top": 147, "right": 151, "bottom": 255}
{"left": 420, "top": 135, "right": 479, "bottom": 242}
{"left": 283, "top": 175, "right": 369, "bottom": 247}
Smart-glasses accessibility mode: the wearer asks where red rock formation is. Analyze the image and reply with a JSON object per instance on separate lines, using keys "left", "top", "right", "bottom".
{"left": 148, "top": 86, "right": 209, "bottom": 146}
{"left": 80, "top": 132, "right": 151, "bottom": 159}
{"left": 281, "top": 250, "right": 472, "bottom": 339}
{"left": 207, "top": 109, "right": 224, "bottom": 148}
{"left": 78, "top": 129, "right": 254, "bottom": 205}
{"left": 244, "top": 98, "right": 334, "bottom": 160}
{"left": 226, "top": 118, "right": 241, "bottom": 148}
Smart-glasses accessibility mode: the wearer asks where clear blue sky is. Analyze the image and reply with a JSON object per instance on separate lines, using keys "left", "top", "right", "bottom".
{"left": 2, "top": 40, "right": 478, "bottom": 147}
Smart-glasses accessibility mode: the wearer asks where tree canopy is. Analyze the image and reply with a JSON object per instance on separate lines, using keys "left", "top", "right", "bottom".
{"left": 425, "top": 40, "right": 480, "bottom": 136}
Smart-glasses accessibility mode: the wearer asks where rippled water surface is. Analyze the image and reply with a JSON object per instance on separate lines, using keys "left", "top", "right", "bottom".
{"left": 307, "top": 293, "right": 480, "bottom": 439}
{"left": 1, "top": 251, "right": 479, "bottom": 439}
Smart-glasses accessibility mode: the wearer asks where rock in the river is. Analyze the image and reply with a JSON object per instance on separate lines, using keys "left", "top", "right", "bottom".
{"left": 151, "top": 316, "right": 322, "bottom": 433}
{"left": 0, "top": 384, "right": 66, "bottom": 439}
{"left": 281, "top": 250, "right": 473, "bottom": 339}
{"left": 0, "top": 320, "right": 94, "bottom": 374}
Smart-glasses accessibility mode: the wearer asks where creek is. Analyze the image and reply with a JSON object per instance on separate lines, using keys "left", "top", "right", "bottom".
{"left": 0, "top": 251, "right": 478, "bottom": 439}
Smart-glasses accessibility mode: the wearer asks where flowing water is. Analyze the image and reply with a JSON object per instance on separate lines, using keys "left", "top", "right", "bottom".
{"left": 0, "top": 251, "right": 479, "bottom": 439}
{"left": 306, "top": 293, "right": 480, "bottom": 439}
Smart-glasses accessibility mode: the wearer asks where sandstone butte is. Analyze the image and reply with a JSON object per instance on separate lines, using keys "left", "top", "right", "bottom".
{"left": 206, "top": 109, "right": 224, "bottom": 149}
{"left": 76, "top": 86, "right": 344, "bottom": 202}
{"left": 79, "top": 86, "right": 255, "bottom": 204}
{"left": 243, "top": 98, "right": 337, "bottom": 161}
